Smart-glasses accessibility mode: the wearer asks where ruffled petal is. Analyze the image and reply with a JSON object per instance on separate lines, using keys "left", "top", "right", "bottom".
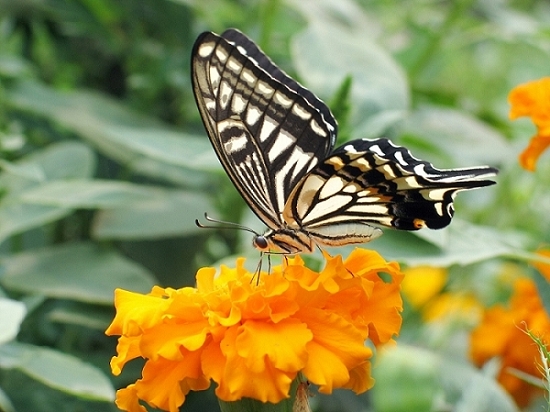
{"left": 518, "top": 133, "right": 550, "bottom": 171}
{"left": 300, "top": 309, "right": 373, "bottom": 393}
{"left": 236, "top": 319, "right": 312, "bottom": 372}
{"left": 110, "top": 335, "right": 141, "bottom": 375}
{"left": 136, "top": 351, "right": 209, "bottom": 412}
{"left": 344, "top": 361, "right": 375, "bottom": 393}
{"left": 509, "top": 77, "right": 550, "bottom": 170}
{"left": 106, "top": 288, "right": 171, "bottom": 337}
{"left": 114, "top": 384, "right": 147, "bottom": 412}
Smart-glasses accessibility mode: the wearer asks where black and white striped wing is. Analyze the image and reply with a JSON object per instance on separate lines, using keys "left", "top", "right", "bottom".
{"left": 285, "top": 138, "right": 497, "bottom": 245}
{"left": 191, "top": 29, "right": 337, "bottom": 229}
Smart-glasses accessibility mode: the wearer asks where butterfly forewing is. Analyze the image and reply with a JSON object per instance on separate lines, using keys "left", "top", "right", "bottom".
{"left": 192, "top": 30, "right": 337, "bottom": 229}
{"left": 220, "top": 30, "right": 338, "bottom": 133}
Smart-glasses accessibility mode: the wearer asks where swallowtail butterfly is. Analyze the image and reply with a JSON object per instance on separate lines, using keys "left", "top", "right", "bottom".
{"left": 192, "top": 29, "right": 497, "bottom": 254}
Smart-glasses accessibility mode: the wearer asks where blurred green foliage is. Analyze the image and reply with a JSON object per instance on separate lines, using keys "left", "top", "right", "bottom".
{"left": 0, "top": 0, "right": 549, "bottom": 411}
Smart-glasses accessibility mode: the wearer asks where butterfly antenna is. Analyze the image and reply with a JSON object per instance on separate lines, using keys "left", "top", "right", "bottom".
{"left": 195, "top": 213, "right": 260, "bottom": 235}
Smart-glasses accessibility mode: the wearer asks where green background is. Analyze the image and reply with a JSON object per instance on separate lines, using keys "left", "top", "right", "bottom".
{"left": 0, "top": 0, "right": 548, "bottom": 411}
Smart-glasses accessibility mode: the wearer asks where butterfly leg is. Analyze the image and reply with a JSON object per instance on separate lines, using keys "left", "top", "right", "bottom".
{"left": 252, "top": 253, "right": 264, "bottom": 285}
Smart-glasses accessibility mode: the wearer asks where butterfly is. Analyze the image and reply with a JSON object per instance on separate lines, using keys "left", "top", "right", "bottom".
{"left": 191, "top": 29, "right": 497, "bottom": 254}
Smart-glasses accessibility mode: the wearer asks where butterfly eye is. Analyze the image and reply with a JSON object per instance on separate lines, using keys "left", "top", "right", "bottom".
{"left": 253, "top": 235, "right": 269, "bottom": 251}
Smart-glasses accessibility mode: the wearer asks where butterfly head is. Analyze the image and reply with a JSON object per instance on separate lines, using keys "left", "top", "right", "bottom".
{"left": 253, "top": 228, "right": 316, "bottom": 254}
{"left": 252, "top": 234, "right": 270, "bottom": 252}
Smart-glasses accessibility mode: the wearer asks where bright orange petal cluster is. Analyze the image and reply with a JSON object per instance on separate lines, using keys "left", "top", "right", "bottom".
{"left": 470, "top": 252, "right": 550, "bottom": 407}
{"left": 509, "top": 77, "right": 550, "bottom": 171}
{"left": 106, "top": 249, "right": 403, "bottom": 412}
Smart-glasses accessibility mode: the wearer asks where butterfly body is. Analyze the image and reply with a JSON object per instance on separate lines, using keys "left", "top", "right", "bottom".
{"left": 192, "top": 29, "right": 497, "bottom": 254}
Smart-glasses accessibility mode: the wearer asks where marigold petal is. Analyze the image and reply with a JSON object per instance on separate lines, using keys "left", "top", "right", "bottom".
{"left": 343, "top": 361, "right": 375, "bottom": 394}
{"left": 201, "top": 336, "right": 226, "bottom": 384}
{"left": 361, "top": 275, "right": 403, "bottom": 345}
{"left": 401, "top": 266, "right": 447, "bottom": 308}
{"left": 302, "top": 340, "right": 351, "bottom": 393}
{"left": 195, "top": 267, "right": 217, "bottom": 293}
{"left": 239, "top": 281, "right": 296, "bottom": 322}
{"left": 136, "top": 351, "right": 209, "bottom": 412}
{"left": 140, "top": 322, "right": 208, "bottom": 360}
{"left": 344, "top": 248, "right": 401, "bottom": 279}
{"left": 470, "top": 306, "right": 515, "bottom": 364}
{"left": 509, "top": 77, "right": 550, "bottom": 121}
{"left": 508, "top": 78, "right": 550, "bottom": 171}
{"left": 299, "top": 309, "right": 372, "bottom": 392}
{"left": 218, "top": 358, "right": 294, "bottom": 403}
{"left": 115, "top": 384, "right": 147, "bottom": 412}
{"left": 236, "top": 319, "right": 312, "bottom": 372}
{"left": 106, "top": 288, "right": 171, "bottom": 337}
{"left": 285, "top": 260, "right": 339, "bottom": 293}
{"left": 110, "top": 335, "right": 141, "bottom": 375}
{"left": 518, "top": 133, "right": 550, "bottom": 171}
{"left": 207, "top": 326, "right": 294, "bottom": 403}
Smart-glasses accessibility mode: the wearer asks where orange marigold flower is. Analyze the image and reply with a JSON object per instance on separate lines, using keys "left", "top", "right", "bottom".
{"left": 106, "top": 249, "right": 403, "bottom": 412}
{"left": 470, "top": 272, "right": 550, "bottom": 407}
{"left": 401, "top": 266, "right": 447, "bottom": 309}
{"left": 401, "top": 266, "right": 482, "bottom": 324}
{"left": 509, "top": 77, "right": 550, "bottom": 171}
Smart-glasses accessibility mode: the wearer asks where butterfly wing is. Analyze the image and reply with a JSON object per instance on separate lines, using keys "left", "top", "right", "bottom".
{"left": 284, "top": 138, "right": 497, "bottom": 246}
{"left": 191, "top": 29, "right": 337, "bottom": 229}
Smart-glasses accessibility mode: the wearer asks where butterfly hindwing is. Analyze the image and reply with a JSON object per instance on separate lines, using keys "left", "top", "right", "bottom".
{"left": 192, "top": 29, "right": 337, "bottom": 229}
{"left": 286, "top": 138, "right": 497, "bottom": 241}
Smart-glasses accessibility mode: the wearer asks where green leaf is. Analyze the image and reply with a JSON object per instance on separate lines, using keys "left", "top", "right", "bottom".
{"left": 93, "top": 190, "right": 214, "bottom": 239}
{"left": 48, "top": 305, "right": 112, "bottom": 331}
{"left": 328, "top": 75, "right": 353, "bottom": 141}
{"left": 0, "top": 204, "right": 71, "bottom": 246}
{"left": 0, "top": 141, "right": 95, "bottom": 193}
{"left": 0, "top": 242, "right": 156, "bottom": 304}
{"left": 533, "top": 267, "right": 550, "bottom": 317}
{"left": 6, "top": 80, "right": 218, "bottom": 185}
{"left": 372, "top": 345, "right": 519, "bottom": 412}
{"left": 292, "top": 24, "right": 409, "bottom": 138}
{"left": 0, "top": 386, "right": 16, "bottom": 412}
{"left": 20, "top": 180, "right": 172, "bottom": 208}
{"left": 0, "top": 298, "right": 26, "bottom": 344}
{"left": 0, "top": 159, "right": 45, "bottom": 182}
{"left": 0, "top": 53, "right": 33, "bottom": 79}
{"left": 0, "top": 342, "right": 115, "bottom": 401}
{"left": 18, "top": 180, "right": 214, "bottom": 238}
{"left": 364, "top": 219, "right": 520, "bottom": 267}
{"left": 400, "top": 106, "right": 512, "bottom": 167}
{"left": 0, "top": 141, "right": 96, "bottom": 244}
